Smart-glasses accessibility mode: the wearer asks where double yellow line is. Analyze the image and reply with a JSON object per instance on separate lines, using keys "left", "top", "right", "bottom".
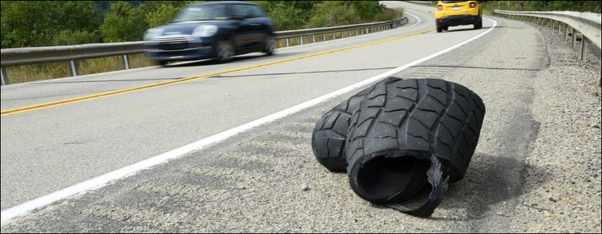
{"left": 1, "top": 28, "right": 435, "bottom": 117}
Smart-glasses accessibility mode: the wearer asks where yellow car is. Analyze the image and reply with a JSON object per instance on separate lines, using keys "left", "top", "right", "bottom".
{"left": 435, "top": 1, "right": 482, "bottom": 33}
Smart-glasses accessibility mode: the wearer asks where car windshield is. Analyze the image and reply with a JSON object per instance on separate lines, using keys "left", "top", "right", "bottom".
{"left": 173, "top": 5, "right": 230, "bottom": 22}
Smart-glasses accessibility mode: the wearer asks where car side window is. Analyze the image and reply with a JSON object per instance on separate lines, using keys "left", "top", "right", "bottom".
{"left": 231, "top": 5, "right": 253, "bottom": 18}
{"left": 249, "top": 6, "right": 266, "bottom": 18}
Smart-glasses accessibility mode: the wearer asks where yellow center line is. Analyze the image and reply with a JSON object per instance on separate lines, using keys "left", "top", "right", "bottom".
{"left": 1, "top": 28, "right": 435, "bottom": 117}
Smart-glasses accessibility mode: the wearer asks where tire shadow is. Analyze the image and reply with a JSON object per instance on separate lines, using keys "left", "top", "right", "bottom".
{"left": 434, "top": 153, "right": 551, "bottom": 220}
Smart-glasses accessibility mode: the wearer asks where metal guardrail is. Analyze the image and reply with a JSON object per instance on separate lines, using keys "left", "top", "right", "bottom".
{"left": 495, "top": 10, "right": 601, "bottom": 86}
{"left": 0, "top": 17, "right": 408, "bottom": 86}
{"left": 408, "top": 1, "right": 433, "bottom": 5}
{"left": 495, "top": 10, "right": 601, "bottom": 56}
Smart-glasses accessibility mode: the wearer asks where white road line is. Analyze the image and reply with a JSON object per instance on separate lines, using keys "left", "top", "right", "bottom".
{"left": 0, "top": 18, "right": 498, "bottom": 226}
{"left": 403, "top": 11, "right": 422, "bottom": 28}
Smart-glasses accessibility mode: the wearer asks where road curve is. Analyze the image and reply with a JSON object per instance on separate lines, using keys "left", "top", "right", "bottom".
{"left": 2, "top": 2, "right": 600, "bottom": 233}
{"left": 1, "top": 5, "right": 457, "bottom": 211}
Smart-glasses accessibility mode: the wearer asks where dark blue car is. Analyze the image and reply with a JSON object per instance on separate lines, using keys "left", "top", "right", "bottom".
{"left": 143, "top": 1, "right": 275, "bottom": 66}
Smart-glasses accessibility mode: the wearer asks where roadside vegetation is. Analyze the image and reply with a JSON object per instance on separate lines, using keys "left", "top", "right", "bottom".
{"left": 1, "top": 1, "right": 402, "bottom": 84}
{"left": 481, "top": 1, "right": 601, "bottom": 15}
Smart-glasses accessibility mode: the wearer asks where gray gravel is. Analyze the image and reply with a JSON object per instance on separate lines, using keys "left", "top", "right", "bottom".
{"left": 2, "top": 14, "right": 601, "bottom": 234}
{"left": 508, "top": 24, "right": 601, "bottom": 233}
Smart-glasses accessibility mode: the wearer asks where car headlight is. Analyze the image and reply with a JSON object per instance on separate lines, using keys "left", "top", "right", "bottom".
{"left": 144, "top": 29, "right": 163, "bottom": 41}
{"left": 193, "top": 25, "right": 218, "bottom": 37}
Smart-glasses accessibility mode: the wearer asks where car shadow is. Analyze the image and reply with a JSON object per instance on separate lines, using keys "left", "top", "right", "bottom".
{"left": 441, "top": 26, "right": 497, "bottom": 33}
{"left": 165, "top": 52, "right": 305, "bottom": 68}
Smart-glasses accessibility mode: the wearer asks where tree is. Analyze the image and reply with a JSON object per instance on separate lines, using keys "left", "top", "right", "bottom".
{"left": 1, "top": 1, "right": 101, "bottom": 48}
{"left": 100, "top": 2, "right": 148, "bottom": 42}
{"left": 144, "top": 1, "right": 197, "bottom": 28}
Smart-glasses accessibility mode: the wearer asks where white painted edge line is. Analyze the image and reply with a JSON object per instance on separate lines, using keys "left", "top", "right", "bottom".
{"left": 0, "top": 18, "right": 498, "bottom": 226}
{"left": 403, "top": 11, "right": 422, "bottom": 28}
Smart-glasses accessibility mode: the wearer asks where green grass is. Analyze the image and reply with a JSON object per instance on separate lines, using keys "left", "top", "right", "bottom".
{"left": 483, "top": 9, "right": 495, "bottom": 16}
{"left": 5, "top": 54, "right": 153, "bottom": 84}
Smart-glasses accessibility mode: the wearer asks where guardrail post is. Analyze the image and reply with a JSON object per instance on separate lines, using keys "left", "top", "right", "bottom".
{"left": 1, "top": 67, "right": 8, "bottom": 86}
{"left": 332, "top": 32, "right": 336, "bottom": 40}
{"left": 341, "top": 31, "right": 345, "bottom": 38}
{"left": 323, "top": 34, "right": 326, "bottom": 41}
{"left": 122, "top": 55, "right": 130, "bottom": 70}
{"left": 300, "top": 36, "right": 304, "bottom": 45}
{"left": 572, "top": 29, "right": 577, "bottom": 47}
{"left": 312, "top": 35, "right": 316, "bottom": 43}
{"left": 69, "top": 60, "right": 78, "bottom": 77}
{"left": 580, "top": 37, "right": 588, "bottom": 62}
{"left": 285, "top": 38, "right": 290, "bottom": 47}
{"left": 564, "top": 24, "right": 569, "bottom": 39}
{"left": 558, "top": 22, "right": 562, "bottom": 34}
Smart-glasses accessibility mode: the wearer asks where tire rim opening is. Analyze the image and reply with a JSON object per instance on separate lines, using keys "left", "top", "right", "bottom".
{"left": 357, "top": 156, "right": 430, "bottom": 200}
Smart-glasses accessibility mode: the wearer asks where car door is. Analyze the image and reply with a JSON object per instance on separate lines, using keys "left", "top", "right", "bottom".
{"left": 246, "top": 5, "right": 269, "bottom": 49}
{"left": 229, "top": 5, "right": 255, "bottom": 51}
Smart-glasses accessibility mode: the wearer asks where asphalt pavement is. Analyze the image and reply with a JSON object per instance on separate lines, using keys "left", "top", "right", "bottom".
{"left": 1, "top": 2, "right": 600, "bottom": 232}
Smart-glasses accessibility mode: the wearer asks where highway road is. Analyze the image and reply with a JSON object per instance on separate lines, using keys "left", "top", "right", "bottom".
{"left": 1, "top": 2, "right": 600, "bottom": 232}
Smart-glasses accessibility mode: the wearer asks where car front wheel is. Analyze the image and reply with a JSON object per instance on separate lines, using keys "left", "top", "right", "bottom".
{"left": 216, "top": 41, "right": 235, "bottom": 63}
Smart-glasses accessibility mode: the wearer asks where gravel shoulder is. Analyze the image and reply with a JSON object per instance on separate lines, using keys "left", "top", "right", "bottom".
{"left": 2, "top": 15, "right": 600, "bottom": 233}
{"left": 511, "top": 21, "right": 601, "bottom": 233}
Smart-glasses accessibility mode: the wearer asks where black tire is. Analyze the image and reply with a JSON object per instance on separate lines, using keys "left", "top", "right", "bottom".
{"left": 474, "top": 18, "right": 483, "bottom": 29}
{"left": 345, "top": 79, "right": 486, "bottom": 204}
{"left": 443, "top": 26, "right": 449, "bottom": 31}
{"left": 437, "top": 27, "right": 443, "bottom": 33}
{"left": 215, "top": 41, "right": 235, "bottom": 63}
{"left": 155, "top": 61, "right": 169, "bottom": 66}
{"left": 263, "top": 35, "right": 276, "bottom": 56}
{"left": 311, "top": 77, "right": 402, "bottom": 172}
